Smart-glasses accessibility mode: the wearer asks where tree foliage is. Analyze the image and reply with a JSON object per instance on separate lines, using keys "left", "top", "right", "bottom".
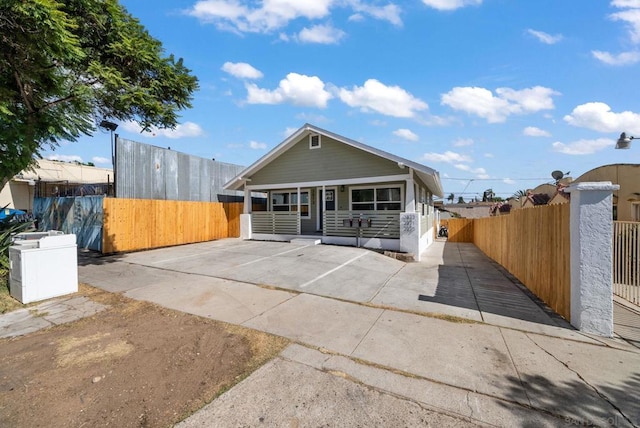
{"left": 0, "top": 0, "right": 199, "bottom": 184}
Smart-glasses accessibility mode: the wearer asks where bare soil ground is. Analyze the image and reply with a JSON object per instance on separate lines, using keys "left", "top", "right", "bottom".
{"left": 0, "top": 285, "right": 288, "bottom": 428}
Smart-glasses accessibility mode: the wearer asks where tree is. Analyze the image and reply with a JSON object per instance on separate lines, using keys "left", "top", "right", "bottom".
{"left": 513, "top": 189, "right": 527, "bottom": 199}
{"left": 457, "top": 196, "right": 465, "bottom": 204}
{"left": 482, "top": 188, "right": 495, "bottom": 202}
{"left": 0, "top": 0, "right": 199, "bottom": 186}
{"left": 447, "top": 193, "right": 455, "bottom": 204}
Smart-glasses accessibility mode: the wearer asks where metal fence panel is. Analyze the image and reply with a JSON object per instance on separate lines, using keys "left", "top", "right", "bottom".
{"left": 33, "top": 196, "right": 104, "bottom": 251}
{"left": 613, "top": 221, "right": 640, "bottom": 305}
{"left": 116, "top": 138, "right": 244, "bottom": 202}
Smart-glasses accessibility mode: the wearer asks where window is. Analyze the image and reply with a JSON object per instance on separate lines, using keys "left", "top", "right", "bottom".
{"left": 351, "top": 186, "right": 402, "bottom": 211}
{"left": 633, "top": 203, "right": 640, "bottom": 222}
{"left": 271, "top": 191, "right": 310, "bottom": 218}
{"left": 309, "top": 134, "right": 321, "bottom": 149}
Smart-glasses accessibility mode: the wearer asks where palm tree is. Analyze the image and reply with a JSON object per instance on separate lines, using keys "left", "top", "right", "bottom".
{"left": 513, "top": 189, "right": 527, "bottom": 199}
{"left": 447, "top": 193, "right": 455, "bottom": 204}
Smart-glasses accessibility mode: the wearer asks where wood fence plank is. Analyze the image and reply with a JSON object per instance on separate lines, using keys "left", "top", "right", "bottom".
{"left": 102, "top": 199, "right": 243, "bottom": 253}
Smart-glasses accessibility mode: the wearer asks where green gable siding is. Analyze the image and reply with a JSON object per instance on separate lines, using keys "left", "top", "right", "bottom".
{"left": 249, "top": 135, "right": 402, "bottom": 186}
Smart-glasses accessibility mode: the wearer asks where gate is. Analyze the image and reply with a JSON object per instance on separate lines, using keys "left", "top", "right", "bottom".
{"left": 613, "top": 221, "right": 640, "bottom": 305}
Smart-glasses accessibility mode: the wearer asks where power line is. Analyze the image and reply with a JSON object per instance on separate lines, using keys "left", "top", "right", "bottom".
{"left": 442, "top": 177, "right": 551, "bottom": 181}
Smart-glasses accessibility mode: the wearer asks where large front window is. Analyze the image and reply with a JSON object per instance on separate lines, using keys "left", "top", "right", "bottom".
{"left": 351, "top": 186, "right": 402, "bottom": 211}
{"left": 271, "top": 191, "right": 310, "bottom": 218}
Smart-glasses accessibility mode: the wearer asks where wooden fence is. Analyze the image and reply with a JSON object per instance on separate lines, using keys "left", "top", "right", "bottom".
{"left": 102, "top": 199, "right": 242, "bottom": 253}
{"left": 445, "top": 218, "right": 474, "bottom": 243}
{"left": 447, "top": 204, "right": 571, "bottom": 320}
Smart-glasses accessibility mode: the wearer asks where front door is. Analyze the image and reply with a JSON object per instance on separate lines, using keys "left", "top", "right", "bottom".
{"left": 317, "top": 187, "right": 336, "bottom": 231}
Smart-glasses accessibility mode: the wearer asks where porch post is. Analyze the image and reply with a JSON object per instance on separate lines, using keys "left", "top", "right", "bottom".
{"left": 405, "top": 170, "right": 415, "bottom": 213}
{"left": 243, "top": 187, "right": 251, "bottom": 214}
{"left": 565, "top": 181, "right": 619, "bottom": 337}
{"left": 296, "top": 187, "right": 301, "bottom": 235}
{"left": 322, "top": 185, "right": 326, "bottom": 234}
{"left": 239, "top": 185, "right": 252, "bottom": 240}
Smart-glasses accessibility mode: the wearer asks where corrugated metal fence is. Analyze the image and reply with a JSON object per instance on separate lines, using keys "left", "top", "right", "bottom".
{"left": 115, "top": 137, "right": 244, "bottom": 202}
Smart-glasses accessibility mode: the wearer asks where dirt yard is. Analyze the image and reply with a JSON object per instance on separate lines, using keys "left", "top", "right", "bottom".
{"left": 0, "top": 285, "right": 288, "bottom": 428}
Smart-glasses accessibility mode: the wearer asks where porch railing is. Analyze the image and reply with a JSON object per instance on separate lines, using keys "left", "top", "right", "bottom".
{"left": 324, "top": 210, "right": 401, "bottom": 239}
{"left": 252, "top": 211, "right": 300, "bottom": 235}
{"left": 613, "top": 221, "right": 640, "bottom": 305}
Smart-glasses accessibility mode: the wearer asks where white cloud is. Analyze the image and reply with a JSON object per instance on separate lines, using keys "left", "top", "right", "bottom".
{"left": 563, "top": 102, "right": 640, "bottom": 133}
{"left": 186, "top": 0, "right": 402, "bottom": 33}
{"left": 610, "top": 6, "right": 640, "bottom": 43}
{"left": 298, "top": 24, "right": 346, "bottom": 44}
{"left": 249, "top": 140, "right": 267, "bottom": 149}
{"left": 348, "top": 13, "right": 364, "bottom": 22}
{"left": 92, "top": 156, "right": 111, "bottom": 165}
{"left": 348, "top": 1, "right": 402, "bottom": 26}
{"left": 527, "top": 29, "right": 563, "bottom": 44}
{"left": 221, "top": 62, "right": 263, "bottom": 79}
{"left": 421, "top": 151, "right": 472, "bottom": 163}
{"left": 454, "top": 164, "right": 488, "bottom": 178}
{"left": 338, "top": 79, "right": 428, "bottom": 118}
{"left": 122, "top": 121, "right": 204, "bottom": 139}
{"left": 246, "top": 73, "right": 333, "bottom": 108}
{"left": 47, "top": 154, "right": 83, "bottom": 163}
{"left": 186, "top": 0, "right": 333, "bottom": 33}
{"left": 441, "top": 86, "right": 559, "bottom": 123}
{"left": 283, "top": 126, "right": 299, "bottom": 138}
{"left": 484, "top": 153, "right": 494, "bottom": 158}
{"left": 523, "top": 126, "right": 551, "bottom": 137}
{"left": 393, "top": 128, "right": 419, "bottom": 141}
{"left": 503, "top": 178, "right": 516, "bottom": 185}
{"left": 420, "top": 0, "right": 482, "bottom": 11}
{"left": 612, "top": 0, "right": 640, "bottom": 7}
{"left": 453, "top": 138, "right": 474, "bottom": 147}
{"left": 551, "top": 138, "right": 614, "bottom": 155}
{"left": 592, "top": 50, "right": 640, "bottom": 65}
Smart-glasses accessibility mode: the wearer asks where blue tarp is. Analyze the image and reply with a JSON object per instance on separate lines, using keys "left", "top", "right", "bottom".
{"left": 0, "top": 208, "right": 26, "bottom": 220}
{"left": 33, "top": 196, "right": 104, "bottom": 251}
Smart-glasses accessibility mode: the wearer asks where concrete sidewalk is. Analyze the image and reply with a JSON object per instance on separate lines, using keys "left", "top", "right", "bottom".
{"left": 78, "top": 240, "right": 640, "bottom": 427}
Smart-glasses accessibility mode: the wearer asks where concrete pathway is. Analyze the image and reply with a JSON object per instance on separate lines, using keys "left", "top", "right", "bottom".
{"left": 0, "top": 295, "right": 107, "bottom": 339}
{"left": 77, "top": 239, "right": 640, "bottom": 427}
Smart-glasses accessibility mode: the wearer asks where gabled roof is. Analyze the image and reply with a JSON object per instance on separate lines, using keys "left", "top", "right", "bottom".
{"left": 224, "top": 123, "right": 443, "bottom": 197}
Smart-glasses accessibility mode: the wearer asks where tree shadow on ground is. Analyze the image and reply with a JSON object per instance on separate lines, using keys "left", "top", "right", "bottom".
{"left": 497, "top": 371, "right": 640, "bottom": 427}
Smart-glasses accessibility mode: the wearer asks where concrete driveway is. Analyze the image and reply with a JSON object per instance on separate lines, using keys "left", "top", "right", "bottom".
{"left": 78, "top": 239, "right": 640, "bottom": 427}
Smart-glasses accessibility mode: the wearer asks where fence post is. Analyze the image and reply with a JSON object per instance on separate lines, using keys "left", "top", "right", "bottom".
{"left": 565, "top": 182, "right": 620, "bottom": 336}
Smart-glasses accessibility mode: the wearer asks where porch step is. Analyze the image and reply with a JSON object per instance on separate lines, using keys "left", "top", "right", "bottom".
{"left": 290, "top": 238, "right": 321, "bottom": 246}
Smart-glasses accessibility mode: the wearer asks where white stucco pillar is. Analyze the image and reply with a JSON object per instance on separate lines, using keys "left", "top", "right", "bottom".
{"left": 239, "top": 214, "right": 252, "bottom": 240}
{"left": 565, "top": 181, "right": 619, "bottom": 337}
{"left": 399, "top": 212, "right": 421, "bottom": 261}
{"left": 243, "top": 187, "right": 251, "bottom": 214}
{"left": 405, "top": 174, "right": 415, "bottom": 213}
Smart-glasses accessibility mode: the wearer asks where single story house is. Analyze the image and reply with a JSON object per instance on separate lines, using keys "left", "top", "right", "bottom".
{"left": 224, "top": 124, "right": 443, "bottom": 260}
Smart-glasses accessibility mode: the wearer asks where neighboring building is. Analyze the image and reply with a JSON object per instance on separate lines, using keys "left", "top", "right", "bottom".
{"left": 442, "top": 202, "right": 494, "bottom": 219}
{"left": 224, "top": 124, "right": 443, "bottom": 259}
{"left": 573, "top": 164, "right": 640, "bottom": 221}
{"left": 0, "top": 159, "right": 113, "bottom": 212}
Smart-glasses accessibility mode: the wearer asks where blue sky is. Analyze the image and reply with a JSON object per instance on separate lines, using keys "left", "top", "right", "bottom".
{"left": 49, "top": 0, "right": 640, "bottom": 200}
